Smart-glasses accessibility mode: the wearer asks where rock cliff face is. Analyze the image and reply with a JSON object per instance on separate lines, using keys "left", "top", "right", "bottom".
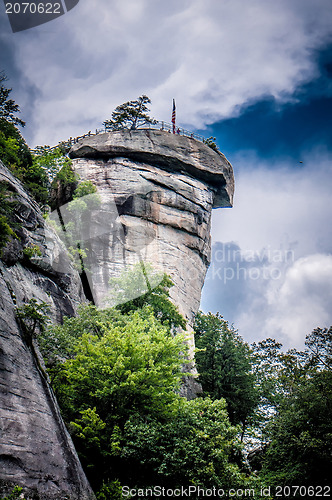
{"left": 0, "top": 162, "right": 94, "bottom": 499}
{"left": 68, "top": 130, "right": 234, "bottom": 395}
{"left": 0, "top": 130, "right": 234, "bottom": 496}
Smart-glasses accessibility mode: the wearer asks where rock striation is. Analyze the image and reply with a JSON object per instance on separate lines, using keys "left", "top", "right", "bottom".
{"left": 0, "top": 162, "right": 94, "bottom": 499}
{"left": 68, "top": 130, "right": 234, "bottom": 396}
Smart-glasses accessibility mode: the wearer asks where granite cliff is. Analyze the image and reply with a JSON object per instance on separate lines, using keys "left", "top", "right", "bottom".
{"left": 0, "top": 129, "right": 234, "bottom": 496}
{"left": 0, "top": 162, "right": 94, "bottom": 499}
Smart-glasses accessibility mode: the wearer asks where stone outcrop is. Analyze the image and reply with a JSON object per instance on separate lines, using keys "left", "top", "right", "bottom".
{"left": 0, "top": 129, "right": 234, "bottom": 496}
{"left": 0, "top": 162, "right": 94, "bottom": 499}
{"left": 67, "top": 130, "right": 234, "bottom": 396}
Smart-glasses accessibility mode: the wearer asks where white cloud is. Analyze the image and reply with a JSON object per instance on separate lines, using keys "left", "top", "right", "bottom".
{"left": 3, "top": 0, "right": 332, "bottom": 145}
{"left": 202, "top": 151, "right": 332, "bottom": 349}
{"left": 211, "top": 149, "right": 332, "bottom": 257}
{"left": 265, "top": 254, "right": 332, "bottom": 347}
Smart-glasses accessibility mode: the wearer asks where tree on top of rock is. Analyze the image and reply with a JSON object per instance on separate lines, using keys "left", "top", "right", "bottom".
{"left": 103, "top": 95, "right": 157, "bottom": 131}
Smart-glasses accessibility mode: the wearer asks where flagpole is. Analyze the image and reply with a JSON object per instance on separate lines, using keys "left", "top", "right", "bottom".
{"left": 172, "top": 99, "right": 176, "bottom": 134}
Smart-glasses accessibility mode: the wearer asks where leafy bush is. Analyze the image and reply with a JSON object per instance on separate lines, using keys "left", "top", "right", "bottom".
{"left": 16, "top": 298, "right": 51, "bottom": 341}
{"left": 0, "top": 181, "right": 19, "bottom": 254}
{"left": 0, "top": 485, "right": 28, "bottom": 499}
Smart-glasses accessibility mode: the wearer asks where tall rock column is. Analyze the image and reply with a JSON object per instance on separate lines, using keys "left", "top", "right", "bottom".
{"left": 68, "top": 129, "right": 234, "bottom": 397}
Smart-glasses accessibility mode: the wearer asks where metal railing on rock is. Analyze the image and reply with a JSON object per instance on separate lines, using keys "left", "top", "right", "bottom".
{"left": 30, "top": 121, "right": 206, "bottom": 155}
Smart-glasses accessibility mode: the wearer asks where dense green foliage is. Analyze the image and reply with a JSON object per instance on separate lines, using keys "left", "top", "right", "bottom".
{"left": 194, "top": 312, "right": 258, "bottom": 431}
{"left": 109, "top": 265, "right": 186, "bottom": 331}
{"left": 52, "top": 306, "right": 187, "bottom": 422}
{"left": 118, "top": 397, "right": 251, "bottom": 491}
{"left": 0, "top": 72, "right": 25, "bottom": 127}
{"left": 0, "top": 72, "right": 79, "bottom": 212}
{"left": 0, "top": 74, "right": 51, "bottom": 206}
{"left": 195, "top": 312, "right": 332, "bottom": 490}
{"left": 36, "top": 282, "right": 332, "bottom": 498}
{"left": 0, "top": 181, "right": 19, "bottom": 253}
{"left": 0, "top": 119, "right": 31, "bottom": 170}
{"left": 103, "top": 95, "right": 156, "bottom": 130}
{"left": 33, "top": 144, "right": 76, "bottom": 198}
{"left": 39, "top": 290, "right": 254, "bottom": 497}
{"left": 0, "top": 117, "right": 46, "bottom": 206}
{"left": 259, "top": 327, "right": 332, "bottom": 487}
{"left": 262, "top": 370, "right": 332, "bottom": 486}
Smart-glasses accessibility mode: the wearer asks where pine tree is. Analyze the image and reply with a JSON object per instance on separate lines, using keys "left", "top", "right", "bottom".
{"left": 103, "top": 95, "right": 156, "bottom": 130}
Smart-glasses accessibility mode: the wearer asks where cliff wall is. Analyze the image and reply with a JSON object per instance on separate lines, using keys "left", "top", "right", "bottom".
{"left": 0, "top": 162, "right": 94, "bottom": 499}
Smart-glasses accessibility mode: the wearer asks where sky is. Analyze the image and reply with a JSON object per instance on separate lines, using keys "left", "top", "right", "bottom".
{"left": 1, "top": 0, "right": 332, "bottom": 349}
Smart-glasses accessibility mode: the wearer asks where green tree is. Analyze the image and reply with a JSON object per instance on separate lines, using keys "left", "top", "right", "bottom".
{"left": 103, "top": 95, "right": 157, "bottom": 131}
{"left": 253, "top": 327, "right": 332, "bottom": 485}
{"left": 0, "top": 72, "right": 25, "bottom": 127}
{"left": 109, "top": 264, "right": 186, "bottom": 331}
{"left": 261, "top": 369, "right": 332, "bottom": 487}
{"left": 32, "top": 145, "right": 73, "bottom": 185}
{"left": 42, "top": 305, "right": 255, "bottom": 496}
{"left": 305, "top": 325, "right": 332, "bottom": 371}
{"left": 0, "top": 118, "right": 51, "bottom": 208}
{"left": 54, "top": 306, "right": 187, "bottom": 422}
{"left": 0, "top": 181, "right": 19, "bottom": 253}
{"left": 120, "top": 397, "right": 254, "bottom": 494}
{"left": 20, "top": 161, "right": 49, "bottom": 209}
{"left": 203, "top": 136, "right": 220, "bottom": 153}
{"left": 39, "top": 305, "right": 125, "bottom": 371}
{"left": 47, "top": 305, "right": 189, "bottom": 489}
{"left": 16, "top": 298, "right": 51, "bottom": 342}
{"left": 194, "top": 312, "right": 258, "bottom": 433}
{"left": 251, "top": 338, "right": 285, "bottom": 424}
{"left": 73, "top": 180, "right": 97, "bottom": 198}
{"left": 0, "top": 118, "right": 32, "bottom": 171}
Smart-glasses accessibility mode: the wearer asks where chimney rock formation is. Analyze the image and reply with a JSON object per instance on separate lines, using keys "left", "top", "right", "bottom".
{"left": 68, "top": 130, "right": 234, "bottom": 396}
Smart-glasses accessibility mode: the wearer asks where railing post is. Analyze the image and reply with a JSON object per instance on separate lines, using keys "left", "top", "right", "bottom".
{"left": 29, "top": 122, "right": 207, "bottom": 154}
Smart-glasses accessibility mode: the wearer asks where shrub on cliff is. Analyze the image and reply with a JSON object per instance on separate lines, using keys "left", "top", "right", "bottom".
{"left": 40, "top": 288, "right": 253, "bottom": 495}
{"left": 0, "top": 119, "right": 31, "bottom": 170}
{"left": 0, "top": 73, "right": 50, "bottom": 208}
{"left": 0, "top": 71, "right": 25, "bottom": 127}
{"left": 0, "top": 180, "right": 19, "bottom": 254}
{"left": 0, "top": 120, "right": 51, "bottom": 208}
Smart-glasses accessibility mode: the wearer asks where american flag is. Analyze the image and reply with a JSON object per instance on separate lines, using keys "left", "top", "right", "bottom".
{"left": 172, "top": 99, "right": 176, "bottom": 134}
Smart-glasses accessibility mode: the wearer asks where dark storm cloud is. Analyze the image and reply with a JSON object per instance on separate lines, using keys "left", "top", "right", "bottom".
{"left": 1, "top": 0, "right": 332, "bottom": 145}
{"left": 0, "top": 11, "right": 41, "bottom": 137}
